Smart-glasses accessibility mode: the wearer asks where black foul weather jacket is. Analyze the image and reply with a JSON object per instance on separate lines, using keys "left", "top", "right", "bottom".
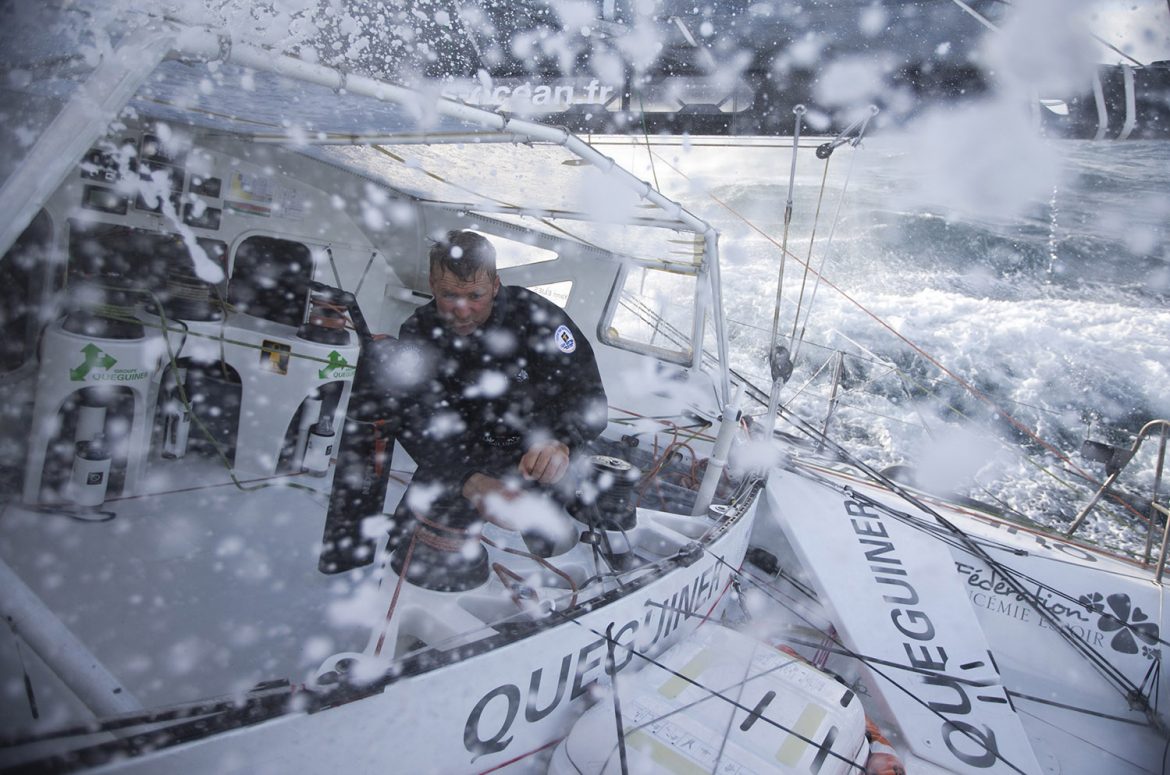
{"left": 393, "top": 285, "right": 608, "bottom": 502}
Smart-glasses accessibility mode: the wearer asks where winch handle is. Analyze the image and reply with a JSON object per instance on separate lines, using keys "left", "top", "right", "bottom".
{"left": 307, "top": 281, "right": 374, "bottom": 343}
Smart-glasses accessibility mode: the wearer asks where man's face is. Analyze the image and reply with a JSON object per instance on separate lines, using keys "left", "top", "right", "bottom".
{"left": 430, "top": 267, "right": 499, "bottom": 336}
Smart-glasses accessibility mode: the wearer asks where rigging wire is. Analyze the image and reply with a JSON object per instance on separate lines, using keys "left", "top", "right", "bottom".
{"left": 948, "top": 0, "right": 1001, "bottom": 32}
{"left": 780, "top": 350, "right": 839, "bottom": 407}
{"left": 712, "top": 635, "right": 756, "bottom": 775}
{"left": 788, "top": 157, "right": 831, "bottom": 344}
{"left": 325, "top": 245, "right": 343, "bottom": 289}
{"left": 604, "top": 622, "right": 631, "bottom": 775}
{"left": 791, "top": 139, "right": 862, "bottom": 366}
{"left": 352, "top": 250, "right": 378, "bottom": 297}
{"left": 1008, "top": 689, "right": 1149, "bottom": 726}
{"left": 724, "top": 317, "right": 1068, "bottom": 422}
{"left": 722, "top": 312, "right": 1087, "bottom": 495}
{"left": 878, "top": 363, "right": 1106, "bottom": 528}
{"left": 595, "top": 649, "right": 807, "bottom": 771}
{"left": 766, "top": 106, "right": 806, "bottom": 369}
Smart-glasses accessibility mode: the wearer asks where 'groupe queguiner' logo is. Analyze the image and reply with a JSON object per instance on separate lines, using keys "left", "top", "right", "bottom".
{"left": 319, "top": 350, "right": 356, "bottom": 380}
{"left": 70, "top": 344, "right": 118, "bottom": 381}
{"left": 69, "top": 344, "right": 148, "bottom": 382}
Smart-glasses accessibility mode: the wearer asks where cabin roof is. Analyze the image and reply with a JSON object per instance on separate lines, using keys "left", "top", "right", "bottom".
{"left": 0, "top": 16, "right": 733, "bottom": 403}
{"left": 3, "top": 33, "right": 711, "bottom": 272}
{"left": 134, "top": 59, "right": 706, "bottom": 270}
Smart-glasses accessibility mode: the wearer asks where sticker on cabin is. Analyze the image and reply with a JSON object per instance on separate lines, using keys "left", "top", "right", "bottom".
{"left": 555, "top": 325, "right": 576, "bottom": 354}
{"left": 318, "top": 351, "right": 356, "bottom": 380}
{"left": 260, "top": 341, "right": 291, "bottom": 375}
{"left": 226, "top": 171, "right": 274, "bottom": 217}
{"left": 69, "top": 344, "right": 147, "bottom": 382}
{"left": 276, "top": 185, "right": 306, "bottom": 220}
{"left": 1081, "top": 592, "right": 1161, "bottom": 656}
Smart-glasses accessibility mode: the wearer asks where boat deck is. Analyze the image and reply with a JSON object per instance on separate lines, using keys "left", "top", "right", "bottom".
{"left": 0, "top": 457, "right": 393, "bottom": 730}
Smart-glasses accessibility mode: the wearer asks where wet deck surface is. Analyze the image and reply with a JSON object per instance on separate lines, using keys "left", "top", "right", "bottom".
{"left": 0, "top": 458, "right": 407, "bottom": 730}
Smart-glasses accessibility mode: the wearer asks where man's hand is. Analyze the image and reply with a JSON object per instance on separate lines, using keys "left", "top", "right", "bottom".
{"left": 462, "top": 472, "right": 512, "bottom": 507}
{"left": 462, "top": 472, "right": 521, "bottom": 527}
{"left": 519, "top": 440, "right": 570, "bottom": 484}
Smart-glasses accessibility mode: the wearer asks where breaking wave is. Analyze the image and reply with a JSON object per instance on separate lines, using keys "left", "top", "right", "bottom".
{"left": 703, "top": 138, "right": 1170, "bottom": 551}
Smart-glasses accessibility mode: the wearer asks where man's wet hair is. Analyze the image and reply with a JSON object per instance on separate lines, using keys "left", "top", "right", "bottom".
{"left": 429, "top": 230, "right": 497, "bottom": 282}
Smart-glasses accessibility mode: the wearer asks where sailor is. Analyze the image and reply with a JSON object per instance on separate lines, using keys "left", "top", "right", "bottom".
{"left": 390, "top": 230, "right": 608, "bottom": 540}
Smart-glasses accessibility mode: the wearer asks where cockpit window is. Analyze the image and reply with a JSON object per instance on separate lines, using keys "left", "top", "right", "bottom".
{"left": 601, "top": 265, "right": 697, "bottom": 364}
{"left": 230, "top": 236, "right": 314, "bottom": 326}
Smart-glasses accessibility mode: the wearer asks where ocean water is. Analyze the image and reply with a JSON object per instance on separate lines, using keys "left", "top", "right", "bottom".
{"left": 628, "top": 136, "right": 1170, "bottom": 553}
